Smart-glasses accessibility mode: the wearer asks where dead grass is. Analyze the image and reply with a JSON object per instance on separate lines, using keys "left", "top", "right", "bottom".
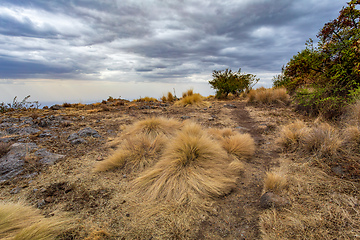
{"left": 248, "top": 87, "right": 290, "bottom": 105}
{"left": 131, "top": 122, "right": 238, "bottom": 205}
{"left": 264, "top": 172, "right": 287, "bottom": 194}
{"left": 133, "top": 96, "right": 158, "bottom": 103}
{"left": 94, "top": 134, "right": 166, "bottom": 172}
{"left": 302, "top": 121, "right": 344, "bottom": 158}
{"left": 123, "top": 116, "right": 182, "bottom": 138}
{"left": 182, "top": 89, "right": 194, "bottom": 98}
{"left": 260, "top": 160, "right": 360, "bottom": 240}
{"left": 221, "top": 133, "right": 255, "bottom": 159}
{"left": 175, "top": 93, "right": 205, "bottom": 107}
{"left": 277, "top": 120, "right": 308, "bottom": 151}
{"left": 0, "top": 202, "right": 67, "bottom": 240}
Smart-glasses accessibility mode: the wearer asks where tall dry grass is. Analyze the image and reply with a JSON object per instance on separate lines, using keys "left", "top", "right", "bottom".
{"left": 123, "top": 117, "right": 182, "bottom": 138}
{"left": 277, "top": 120, "right": 308, "bottom": 151}
{"left": 247, "top": 87, "right": 290, "bottom": 105}
{"left": 221, "top": 133, "right": 255, "bottom": 159}
{"left": 0, "top": 202, "right": 66, "bottom": 240}
{"left": 260, "top": 162, "right": 360, "bottom": 239}
{"left": 131, "top": 122, "right": 238, "bottom": 204}
{"left": 175, "top": 93, "right": 205, "bottom": 107}
{"left": 94, "top": 134, "right": 167, "bottom": 172}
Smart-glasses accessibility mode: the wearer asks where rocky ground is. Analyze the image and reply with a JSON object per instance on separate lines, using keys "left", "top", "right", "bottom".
{"left": 0, "top": 98, "right": 309, "bottom": 239}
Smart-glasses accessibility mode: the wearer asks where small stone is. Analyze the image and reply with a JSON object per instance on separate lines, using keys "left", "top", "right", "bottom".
{"left": 37, "top": 199, "right": 46, "bottom": 208}
{"left": 10, "top": 187, "right": 21, "bottom": 194}
{"left": 123, "top": 174, "right": 127, "bottom": 178}
{"left": 181, "top": 116, "right": 191, "bottom": 120}
{"left": 260, "top": 192, "right": 290, "bottom": 209}
{"left": 71, "top": 138, "right": 87, "bottom": 145}
{"left": 78, "top": 127, "right": 101, "bottom": 138}
{"left": 126, "top": 213, "right": 130, "bottom": 217}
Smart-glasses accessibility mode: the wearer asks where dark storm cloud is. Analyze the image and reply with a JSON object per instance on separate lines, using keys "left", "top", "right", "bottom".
{"left": 0, "top": 0, "right": 349, "bottom": 83}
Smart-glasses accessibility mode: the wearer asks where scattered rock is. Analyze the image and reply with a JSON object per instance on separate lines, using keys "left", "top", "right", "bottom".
{"left": 181, "top": 116, "right": 191, "bottom": 120}
{"left": 37, "top": 199, "right": 46, "bottom": 208}
{"left": 50, "top": 105, "right": 63, "bottom": 110}
{"left": 38, "top": 131, "right": 53, "bottom": 138}
{"left": 10, "top": 187, "right": 21, "bottom": 194}
{"left": 34, "top": 149, "right": 65, "bottom": 165}
{"left": 70, "top": 138, "right": 87, "bottom": 145}
{"left": 260, "top": 192, "right": 290, "bottom": 209}
{"left": 0, "top": 143, "right": 37, "bottom": 182}
{"left": 224, "top": 104, "right": 237, "bottom": 108}
{"left": 78, "top": 127, "right": 101, "bottom": 138}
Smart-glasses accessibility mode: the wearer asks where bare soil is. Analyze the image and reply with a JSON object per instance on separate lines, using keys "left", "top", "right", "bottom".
{"left": 0, "top": 99, "right": 306, "bottom": 239}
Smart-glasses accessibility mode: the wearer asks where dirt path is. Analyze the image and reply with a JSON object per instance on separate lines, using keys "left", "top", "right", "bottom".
{"left": 195, "top": 101, "right": 280, "bottom": 239}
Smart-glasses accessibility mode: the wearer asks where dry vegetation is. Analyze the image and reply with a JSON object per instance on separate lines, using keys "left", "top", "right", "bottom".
{"left": 0, "top": 202, "right": 67, "bottom": 240}
{"left": 2, "top": 88, "right": 360, "bottom": 239}
{"left": 247, "top": 87, "right": 290, "bottom": 105}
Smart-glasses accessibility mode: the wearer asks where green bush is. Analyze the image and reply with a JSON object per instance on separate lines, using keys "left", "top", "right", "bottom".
{"left": 209, "top": 68, "right": 259, "bottom": 98}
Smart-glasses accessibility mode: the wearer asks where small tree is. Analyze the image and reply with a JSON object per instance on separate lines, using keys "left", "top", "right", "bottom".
{"left": 209, "top": 68, "right": 259, "bottom": 98}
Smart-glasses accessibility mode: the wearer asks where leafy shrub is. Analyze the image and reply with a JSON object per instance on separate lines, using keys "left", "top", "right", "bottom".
{"left": 209, "top": 68, "right": 259, "bottom": 98}
{"left": 279, "top": 1, "right": 360, "bottom": 119}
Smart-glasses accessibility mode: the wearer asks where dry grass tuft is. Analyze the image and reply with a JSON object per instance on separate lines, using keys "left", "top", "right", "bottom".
{"left": 182, "top": 89, "right": 194, "bottom": 98}
{"left": 161, "top": 92, "right": 175, "bottom": 102}
{"left": 221, "top": 133, "right": 255, "bottom": 159}
{"left": 260, "top": 161, "right": 360, "bottom": 239}
{"left": 124, "top": 117, "right": 182, "bottom": 138}
{"left": 132, "top": 122, "right": 237, "bottom": 204}
{"left": 94, "top": 134, "right": 166, "bottom": 172}
{"left": 0, "top": 202, "right": 66, "bottom": 240}
{"left": 208, "top": 127, "right": 236, "bottom": 140}
{"left": 264, "top": 172, "right": 287, "bottom": 194}
{"left": 247, "top": 87, "right": 290, "bottom": 105}
{"left": 175, "top": 93, "right": 205, "bottom": 107}
{"left": 277, "top": 120, "right": 308, "bottom": 151}
{"left": 302, "top": 121, "right": 343, "bottom": 158}
{"left": 133, "top": 96, "right": 158, "bottom": 103}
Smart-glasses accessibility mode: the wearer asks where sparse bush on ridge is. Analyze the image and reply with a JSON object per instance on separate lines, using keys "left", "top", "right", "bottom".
{"left": 0, "top": 202, "right": 66, "bottom": 240}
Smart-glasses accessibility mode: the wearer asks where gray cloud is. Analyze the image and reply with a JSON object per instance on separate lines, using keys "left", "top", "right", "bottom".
{"left": 0, "top": 0, "right": 348, "bottom": 84}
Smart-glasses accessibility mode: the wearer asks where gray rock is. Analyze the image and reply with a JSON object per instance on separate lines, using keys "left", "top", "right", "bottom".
{"left": 67, "top": 133, "right": 80, "bottom": 141}
{"left": 0, "top": 122, "right": 14, "bottom": 128}
{"left": 19, "top": 127, "right": 40, "bottom": 135}
{"left": 10, "top": 187, "right": 21, "bottom": 194}
{"left": 260, "top": 192, "right": 290, "bottom": 209}
{"left": 38, "top": 131, "right": 53, "bottom": 138}
{"left": 34, "top": 149, "right": 65, "bottom": 165}
{"left": 71, "top": 138, "right": 87, "bottom": 145}
{"left": 224, "top": 104, "right": 237, "bottom": 108}
{"left": 0, "top": 143, "right": 37, "bottom": 182}
{"left": 78, "top": 127, "right": 101, "bottom": 138}
{"left": 181, "top": 116, "right": 191, "bottom": 120}
{"left": 50, "top": 105, "right": 63, "bottom": 110}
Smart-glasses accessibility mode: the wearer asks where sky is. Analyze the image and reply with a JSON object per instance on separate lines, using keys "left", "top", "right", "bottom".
{"left": 0, "top": 0, "right": 349, "bottom": 106}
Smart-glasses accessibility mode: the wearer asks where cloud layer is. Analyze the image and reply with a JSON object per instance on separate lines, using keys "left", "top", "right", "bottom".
{"left": 0, "top": 0, "right": 348, "bottom": 84}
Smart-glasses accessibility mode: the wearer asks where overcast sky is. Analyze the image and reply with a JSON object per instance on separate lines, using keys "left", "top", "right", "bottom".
{"left": 0, "top": 0, "right": 348, "bottom": 104}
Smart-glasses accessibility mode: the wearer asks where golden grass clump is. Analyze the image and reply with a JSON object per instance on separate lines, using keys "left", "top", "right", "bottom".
{"left": 247, "top": 87, "right": 290, "bottom": 105}
{"left": 302, "top": 122, "right": 343, "bottom": 158}
{"left": 161, "top": 92, "right": 175, "bottom": 102}
{"left": 132, "top": 122, "right": 238, "bottom": 204}
{"left": 277, "top": 120, "right": 308, "bottom": 151}
{"left": 264, "top": 172, "right": 287, "bottom": 194}
{"left": 94, "top": 134, "right": 166, "bottom": 172}
{"left": 175, "top": 93, "right": 205, "bottom": 107}
{"left": 124, "top": 117, "right": 182, "bottom": 138}
{"left": 221, "top": 133, "right": 255, "bottom": 159}
{"left": 182, "top": 89, "right": 194, "bottom": 98}
{"left": 133, "top": 96, "right": 158, "bottom": 103}
{"left": 207, "top": 127, "right": 236, "bottom": 140}
{"left": 0, "top": 202, "right": 66, "bottom": 240}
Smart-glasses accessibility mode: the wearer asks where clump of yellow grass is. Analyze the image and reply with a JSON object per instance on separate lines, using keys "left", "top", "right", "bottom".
{"left": 277, "top": 120, "right": 308, "bottom": 151}
{"left": 248, "top": 87, "right": 290, "bottom": 105}
{"left": 161, "top": 92, "right": 175, "bottom": 102}
{"left": 0, "top": 202, "right": 66, "bottom": 240}
{"left": 123, "top": 116, "right": 182, "bottom": 138}
{"left": 94, "top": 134, "right": 167, "bottom": 172}
{"left": 132, "top": 122, "right": 238, "bottom": 204}
{"left": 174, "top": 89, "right": 206, "bottom": 107}
{"left": 264, "top": 172, "right": 287, "bottom": 194}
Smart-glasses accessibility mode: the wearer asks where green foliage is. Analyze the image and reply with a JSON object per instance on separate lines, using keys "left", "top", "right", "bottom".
{"left": 279, "top": 1, "right": 360, "bottom": 118}
{"left": 209, "top": 68, "right": 259, "bottom": 98}
{"left": 0, "top": 95, "right": 40, "bottom": 113}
